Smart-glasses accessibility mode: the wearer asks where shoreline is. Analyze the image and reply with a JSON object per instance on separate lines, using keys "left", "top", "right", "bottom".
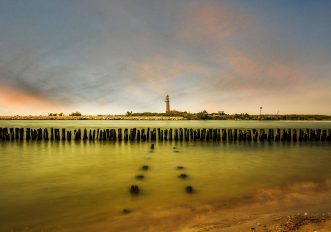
{"left": 54, "top": 179, "right": 331, "bottom": 232}
{"left": 1, "top": 116, "right": 331, "bottom": 121}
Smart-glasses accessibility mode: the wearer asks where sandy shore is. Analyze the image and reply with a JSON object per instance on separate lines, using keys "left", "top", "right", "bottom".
{"left": 67, "top": 179, "right": 331, "bottom": 232}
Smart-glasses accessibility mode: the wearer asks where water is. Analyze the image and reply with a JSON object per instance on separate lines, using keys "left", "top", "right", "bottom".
{"left": 1, "top": 119, "right": 331, "bottom": 129}
{"left": 0, "top": 120, "right": 331, "bottom": 231}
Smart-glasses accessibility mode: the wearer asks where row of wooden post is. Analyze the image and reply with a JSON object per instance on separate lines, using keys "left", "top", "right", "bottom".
{"left": 0, "top": 128, "right": 331, "bottom": 142}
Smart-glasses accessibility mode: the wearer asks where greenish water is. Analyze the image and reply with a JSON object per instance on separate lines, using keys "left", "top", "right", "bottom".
{"left": 1, "top": 119, "right": 331, "bottom": 129}
{"left": 0, "top": 121, "right": 331, "bottom": 231}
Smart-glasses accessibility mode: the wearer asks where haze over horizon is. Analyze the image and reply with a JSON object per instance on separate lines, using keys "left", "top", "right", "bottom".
{"left": 0, "top": 0, "right": 331, "bottom": 116}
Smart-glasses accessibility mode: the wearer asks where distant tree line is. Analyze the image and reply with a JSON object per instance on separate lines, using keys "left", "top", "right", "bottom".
{"left": 48, "top": 112, "right": 82, "bottom": 117}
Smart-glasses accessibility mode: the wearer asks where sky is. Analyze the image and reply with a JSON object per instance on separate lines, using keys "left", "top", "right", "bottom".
{"left": 0, "top": 0, "right": 330, "bottom": 115}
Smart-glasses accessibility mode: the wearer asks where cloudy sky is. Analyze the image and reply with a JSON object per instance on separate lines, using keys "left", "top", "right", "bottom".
{"left": 0, "top": 0, "right": 330, "bottom": 115}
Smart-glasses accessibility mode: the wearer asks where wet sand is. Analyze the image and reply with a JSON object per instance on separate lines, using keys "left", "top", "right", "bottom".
{"left": 67, "top": 179, "right": 331, "bottom": 232}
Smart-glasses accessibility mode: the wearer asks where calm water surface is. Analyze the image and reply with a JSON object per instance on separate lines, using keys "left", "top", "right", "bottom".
{"left": 1, "top": 120, "right": 331, "bottom": 129}
{"left": 0, "top": 120, "right": 330, "bottom": 231}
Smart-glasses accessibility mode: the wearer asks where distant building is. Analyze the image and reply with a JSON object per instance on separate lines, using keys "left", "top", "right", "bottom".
{"left": 165, "top": 94, "right": 170, "bottom": 113}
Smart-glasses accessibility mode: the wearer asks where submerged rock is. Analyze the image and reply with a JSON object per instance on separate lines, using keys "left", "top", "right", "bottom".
{"left": 178, "top": 173, "right": 188, "bottom": 179}
{"left": 176, "top": 166, "right": 184, "bottom": 170}
{"left": 150, "top": 144, "right": 155, "bottom": 149}
{"left": 185, "top": 185, "right": 194, "bottom": 194}
{"left": 141, "top": 165, "right": 149, "bottom": 171}
{"left": 122, "top": 208, "right": 132, "bottom": 214}
{"left": 135, "top": 174, "right": 145, "bottom": 180}
{"left": 130, "top": 185, "right": 140, "bottom": 195}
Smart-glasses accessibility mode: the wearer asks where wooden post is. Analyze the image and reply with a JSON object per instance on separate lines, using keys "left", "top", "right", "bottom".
{"left": 233, "top": 129, "right": 238, "bottom": 141}
{"left": 321, "top": 129, "right": 327, "bottom": 141}
{"left": 293, "top": 129, "right": 297, "bottom": 142}
{"left": 174, "top": 129, "right": 178, "bottom": 141}
{"left": 179, "top": 128, "right": 183, "bottom": 141}
{"left": 10, "top": 128, "right": 14, "bottom": 141}
{"left": 259, "top": 129, "right": 265, "bottom": 142}
{"left": 15, "top": 128, "right": 19, "bottom": 140}
{"left": 252, "top": 129, "right": 258, "bottom": 142}
{"left": 197, "top": 129, "right": 201, "bottom": 140}
{"left": 19, "top": 128, "right": 24, "bottom": 140}
{"left": 141, "top": 129, "right": 146, "bottom": 141}
{"left": 61, "top": 129, "right": 66, "bottom": 141}
{"left": 327, "top": 129, "right": 331, "bottom": 141}
{"left": 137, "top": 129, "right": 141, "bottom": 142}
{"left": 228, "top": 129, "right": 233, "bottom": 141}
{"left": 124, "top": 129, "right": 129, "bottom": 141}
{"left": 222, "top": 129, "right": 226, "bottom": 141}
{"left": 26, "top": 128, "right": 31, "bottom": 141}
{"left": 164, "top": 129, "right": 168, "bottom": 141}
{"left": 44, "top": 128, "right": 49, "bottom": 140}
{"left": 147, "top": 128, "right": 150, "bottom": 141}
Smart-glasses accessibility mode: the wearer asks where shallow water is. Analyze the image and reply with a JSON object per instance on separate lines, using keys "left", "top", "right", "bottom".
{"left": 1, "top": 119, "right": 331, "bottom": 129}
{"left": 0, "top": 121, "right": 331, "bottom": 231}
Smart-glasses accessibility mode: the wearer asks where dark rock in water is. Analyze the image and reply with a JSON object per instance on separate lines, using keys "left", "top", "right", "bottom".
{"left": 135, "top": 175, "right": 145, "bottom": 180}
{"left": 176, "top": 166, "right": 184, "bottom": 170}
{"left": 122, "top": 208, "right": 132, "bottom": 214}
{"left": 173, "top": 150, "right": 180, "bottom": 153}
{"left": 173, "top": 146, "right": 177, "bottom": 149}
{"left": 178, "top": 173, "right": 188, "bottom": 179}
{"left": 130, "top": 185, "right": 140, "bottom": 195}
{"left": 141, "top": 165, "right": 149, "bottom": 171}
{"left": 185, "top": 185, "right": 194, "bottom": 194}
{"left": 150, "top": 144, "right": 155, "bottom": 149}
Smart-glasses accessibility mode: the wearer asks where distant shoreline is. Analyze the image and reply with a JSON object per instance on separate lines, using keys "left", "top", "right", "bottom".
{"left": 1, "top": 115, "right": 331, "bottom": 121}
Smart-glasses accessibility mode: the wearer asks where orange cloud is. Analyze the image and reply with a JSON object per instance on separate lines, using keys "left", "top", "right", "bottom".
{"left": 0, "top": 84, "right": 67, "bottom": 114}
{"left": 178, "top": 2, "right": 250, "bottom": 42}
{"left": 223, "top": 49, "right": 312, "bottom": 91}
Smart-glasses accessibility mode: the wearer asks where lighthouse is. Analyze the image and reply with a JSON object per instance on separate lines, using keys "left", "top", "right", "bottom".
{"left": 165, "top": 94, "right": 170, "bottom": 113}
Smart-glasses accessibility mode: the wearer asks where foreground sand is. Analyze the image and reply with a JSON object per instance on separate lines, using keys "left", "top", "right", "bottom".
{"left": 65, "top": 179, "right": 331, "bottom": 232}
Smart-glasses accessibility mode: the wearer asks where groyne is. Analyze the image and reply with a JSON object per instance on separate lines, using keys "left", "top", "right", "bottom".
{"left": 0, "top": 128, "right": 331, "bottom": 142}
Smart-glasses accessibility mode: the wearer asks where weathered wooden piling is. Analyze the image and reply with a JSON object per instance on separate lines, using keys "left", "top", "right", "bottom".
{"left": 44, "top": 128, "right": 49, "bottom": 140}
{"left": 1, "top": 127, "right": 331, "bottom": 143}
{"left": 19, "top": 128, "right": 24, "bottom": 140}
{"left": 61, "top": 129, "right": 66, "bottom": 141}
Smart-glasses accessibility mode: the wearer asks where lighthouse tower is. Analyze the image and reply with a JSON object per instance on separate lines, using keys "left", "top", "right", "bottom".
{"left": 165, "top": 94, "right": 170, "bottom": 113}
